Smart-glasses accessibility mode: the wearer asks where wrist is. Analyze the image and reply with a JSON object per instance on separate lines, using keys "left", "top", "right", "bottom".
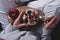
{"left": 11, "top": 24, "right": 18, "bottom": 30}
{"left": 42, "top": 28, "right": 52, "bottom": 35}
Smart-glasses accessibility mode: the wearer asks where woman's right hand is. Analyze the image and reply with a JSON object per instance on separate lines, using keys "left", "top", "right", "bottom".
{"left": 13, "top": 10, "right": 28, "bottom": 29}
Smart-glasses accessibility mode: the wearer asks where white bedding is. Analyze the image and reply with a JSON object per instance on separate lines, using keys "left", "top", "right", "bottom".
{"left": 27, "top": 0, "right": 48, "bottom": 11}
{"left": 0, "top": 0, "right": 17, "bottom": 29}
{"left": 0, "top": 13, "right": 9, "bottom": 29}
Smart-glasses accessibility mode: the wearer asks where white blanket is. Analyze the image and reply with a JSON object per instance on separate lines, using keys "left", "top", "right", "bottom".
{"left": 0, "top": 0, "right": 17, "bottom": 29}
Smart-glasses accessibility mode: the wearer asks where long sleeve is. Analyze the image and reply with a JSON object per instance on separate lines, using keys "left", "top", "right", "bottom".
{"left": 2, "top": 23, "right": 18, "bottom": 34}
{"left": 0, "top": 23, "right": 18, "bottom": 39}
{"left": 41, "top": 28, "right": 51, "bottom": 40}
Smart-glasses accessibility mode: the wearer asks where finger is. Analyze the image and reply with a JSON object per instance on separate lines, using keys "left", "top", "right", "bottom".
{"left": 44, "top": 17, "right": 51, "bottom": 22}
{"left": 23, "top": 15, "right": 28, "bottom": 19}
{"left": 13, "top": 10, "right": 25, "bottom": 25}
{"left": 44, "top": 18, "right": 49, "bottom": 24}
{"left": 44, "top": 16, "right": 57, "bottom": 29}
{"left": 27, "top": 18, "right": 31, "bottom": 24}
{"left": 50, "top": 20, "right": 56, "bottom": 29}
{"left": 44, "top": 16, "right": 55, "bottom": 22}
{"left": 15, "top": 10, "right": 25, "bottom": 23}
{"left": 44, "top": 18, "right": 48, "bottom": 22}
{"left": 17, "top": 23, "right": 28, "bottom": 28}
{"left": 48, "top": 16, "right": 57, "bottom": 25}
{"left": 44, "top": 16, "right": 57, "bottom": 23}
{"left": 18, "top": 10, "right": 25, "bottom": 19}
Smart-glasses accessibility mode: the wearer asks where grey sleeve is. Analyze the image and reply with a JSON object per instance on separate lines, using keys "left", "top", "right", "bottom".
{"left": 0, "top": 24, "right": 18, "bottom": 39}
{"left": 55, "top": 7, "right": 60, "bottom": 23}
{"left": 2, "top": 23, "right": 18, "bottom": 34}
{"left": 41, "top": 28, "right": 51, "bottom": 40}
{"left": 0, "top": 23, "right": 21, "bottom": 40}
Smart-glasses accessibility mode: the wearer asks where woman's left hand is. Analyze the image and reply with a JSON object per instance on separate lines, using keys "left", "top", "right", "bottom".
{"left": 44, "top": 16, "right": 57, "bottom": 29}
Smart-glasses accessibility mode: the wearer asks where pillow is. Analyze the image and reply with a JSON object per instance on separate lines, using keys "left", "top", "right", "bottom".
{"left": 27, "top": 0, "right": 48, "bottom": 11}
{"left": 0, "top": 0, "right": 16, "bottom": 13}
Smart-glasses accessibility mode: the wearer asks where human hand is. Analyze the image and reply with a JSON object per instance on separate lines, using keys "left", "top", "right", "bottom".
{"left": 13, "top": 10, "right": 28, "bottom": 29}
{"left": 44, "top": 16, "right": 57, "bottom": 29}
